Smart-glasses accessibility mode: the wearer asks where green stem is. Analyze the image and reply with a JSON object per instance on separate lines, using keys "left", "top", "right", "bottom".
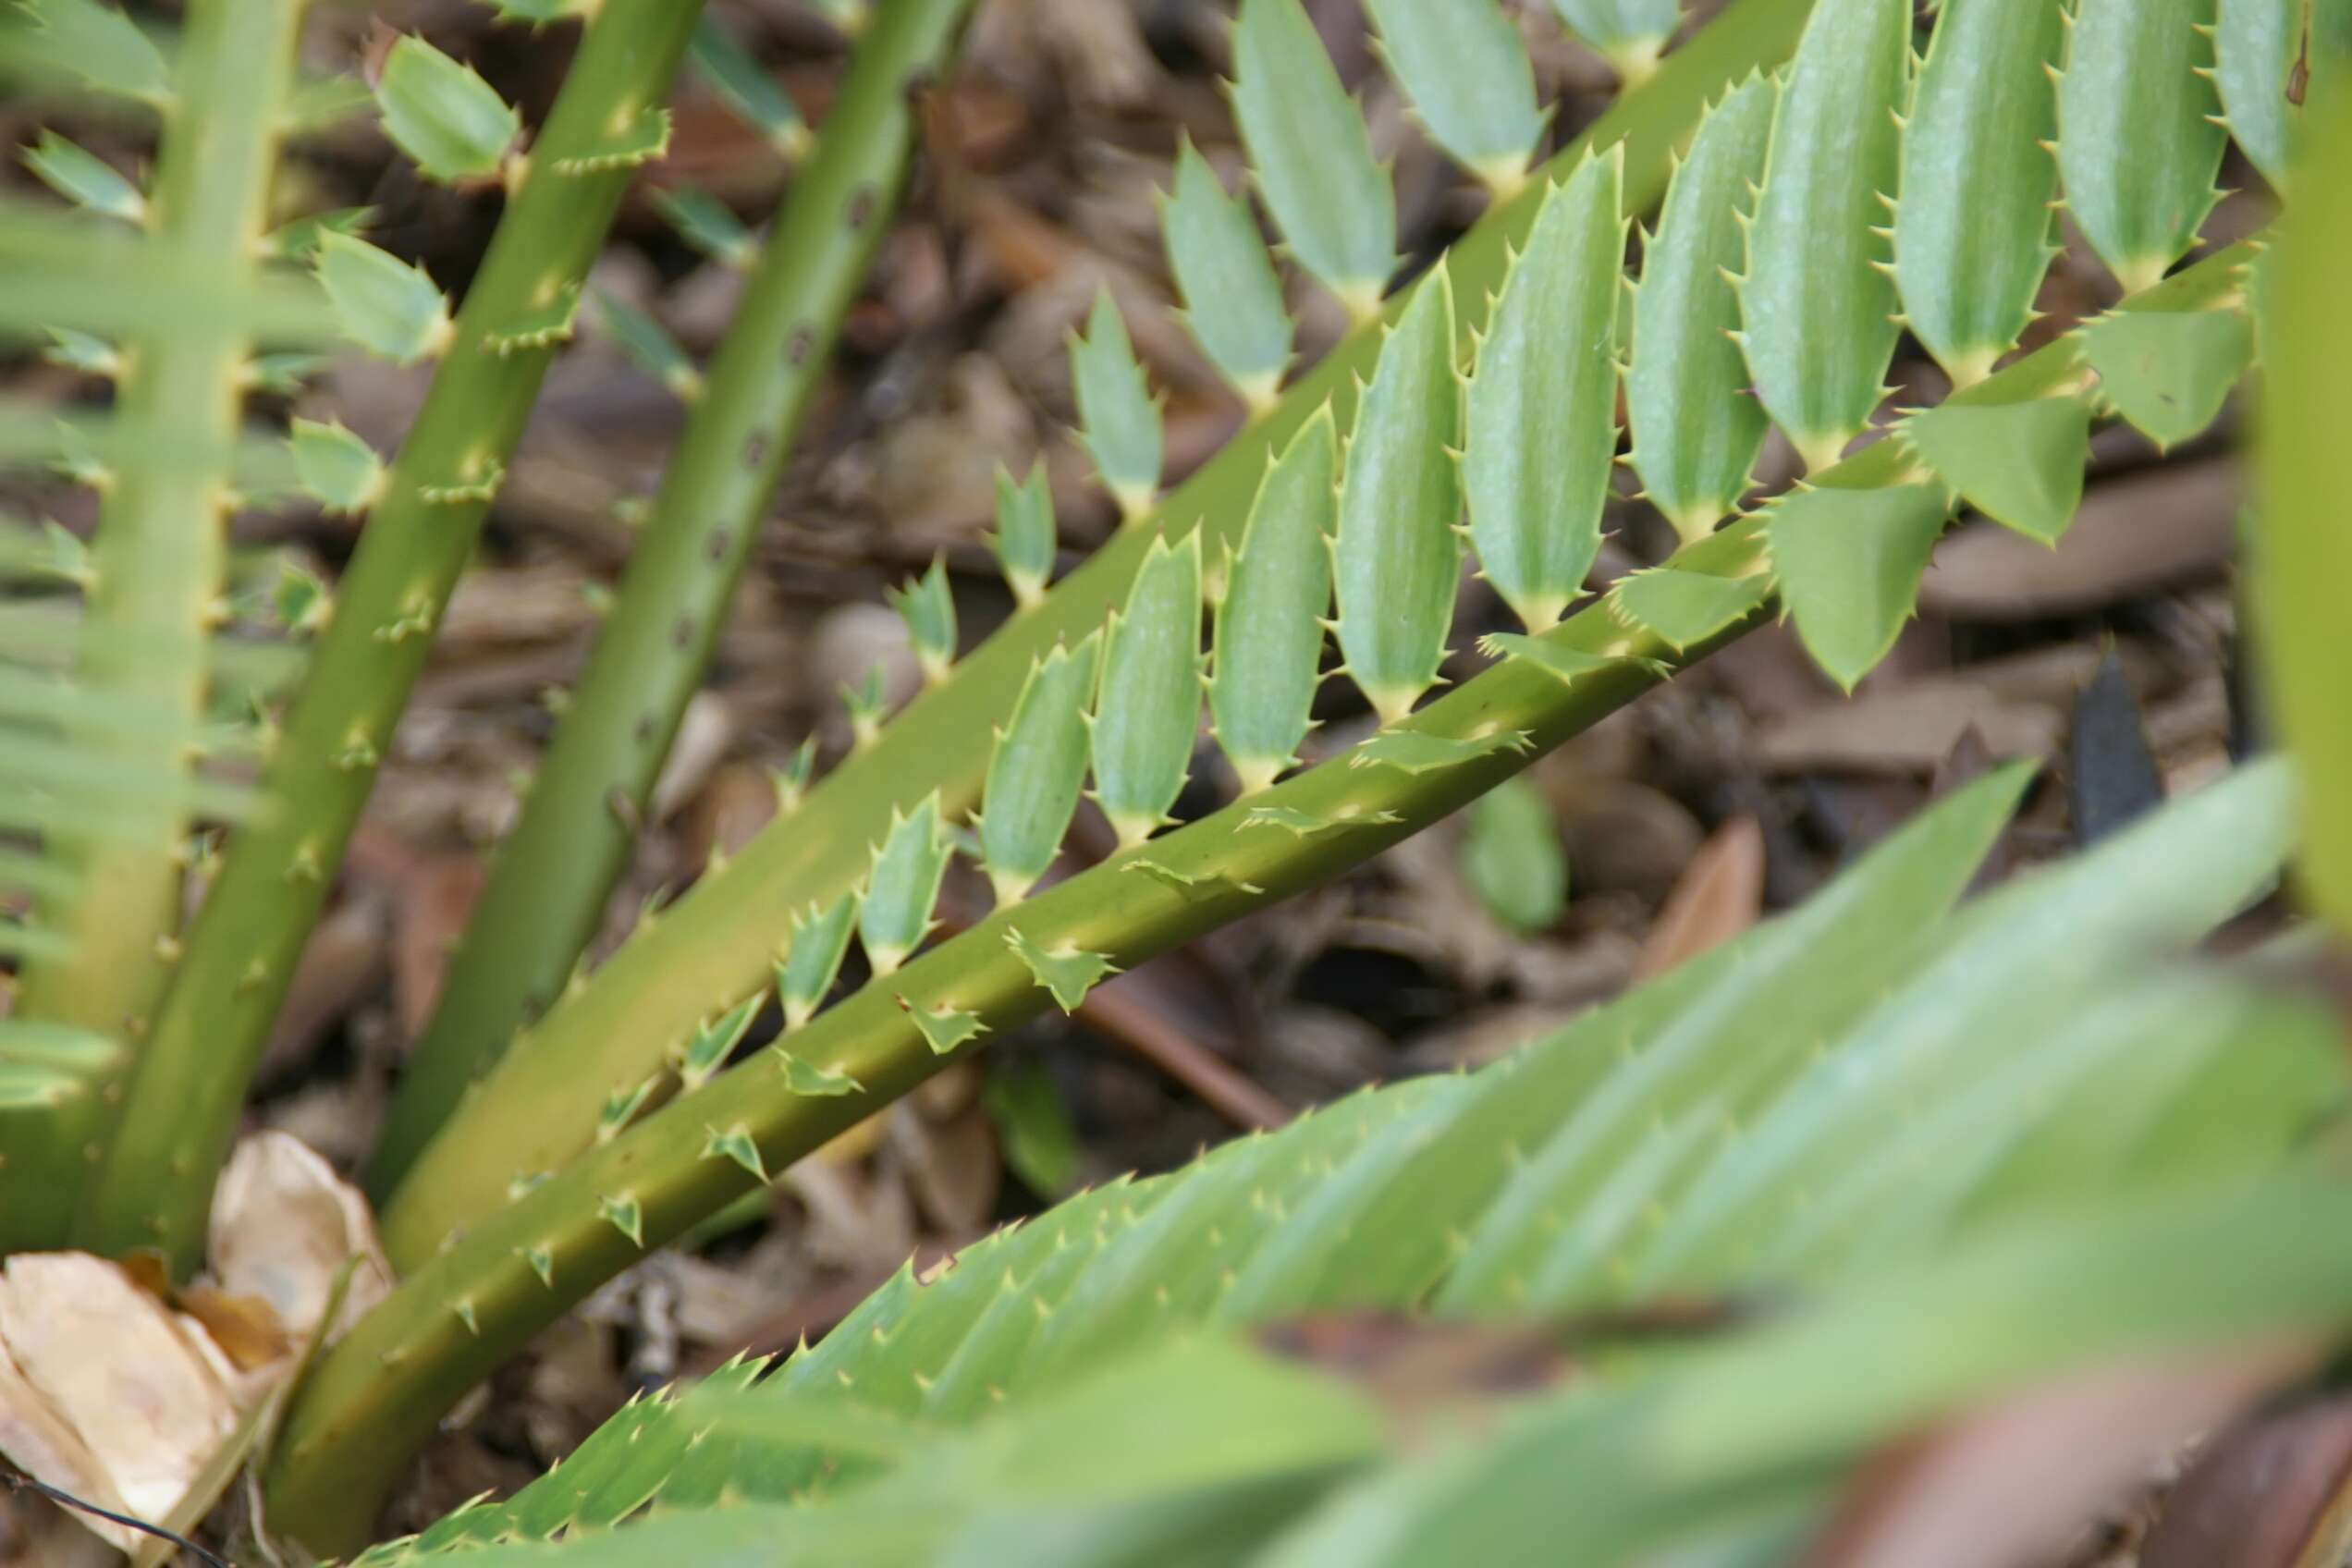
{"left": 374, "top": 0, "right": 1819, "bottom": 1266}
{"left": 368, "top": 0, "right": 979, "bottom": 1202}
{"left": 2256, "top": 86, "right": 2352, "bottom": 937}
{"left": 268, "top": 549, "right": 1766, "bottom": 1559}
{"left": 270, "top": 244, "right": 2256, "bottom": 1550}
{"left": 74, "top": 0, "right": 709, "bottom": 1271}
{"left": 0, "top": 0, "right": 307, "bottom": 1254}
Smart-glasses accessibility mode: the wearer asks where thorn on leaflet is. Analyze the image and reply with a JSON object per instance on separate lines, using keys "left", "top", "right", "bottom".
{"left": 599, "top": 1193, "right": 645, "bottom": 1247}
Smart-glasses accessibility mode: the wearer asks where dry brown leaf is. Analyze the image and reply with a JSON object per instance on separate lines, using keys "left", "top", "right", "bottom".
{"left": 259, "top": 891, "right": 389, "bottom": 1082}
{"left": 436, "top": 562, "right": 603, "bottom": 655}
{"left": 1921, "top": 459, "right": 2235, "bottom": 621}
{"left": 1257, "top": 1314, "right": 1574, "bottom": 1438}
{"left": 648, "top": 690, "right": 737, "bottom": 824}
{"left": 1754, "top": 643, "right": 2170, "bottom": 776}
{"left": 654, "top": 97, "right": 790, "bottom": 203}
{"left": 386, "top": 852, "right": 486, "bottom": 1039}
{"left": 961, "top": 188, "right": 1082, "bottom": 294}
{"left": 521, "top": 1317, "right": 625, "bottom": 1468}
{"left": 1757, "top": 683, "right": 2064, "bottom": 776}
{"left": 1373, "top": 829, "right": 1517, "bottom": 990}
{"left": 913, "top": 1060, "right": 985, "bottom": 1121}
{"left": 692, "top": 1243, "right": 957, "bottom": 1374}
{"left": 1077, "top": 972, "right": 1292, "bottom": 1132}
{"left": 115, "top": 1251, "right": 172, "bottom": 1303}
{"left": 785, "top": 1154, "right": 917, "bottom": 1276}
{"left": 889, "top": 1100, "right": 1002, "bottom": 1236}
{"left": 665, "top": 1254, "right": 777, "bottom": 1349}
{"left": 806, "top": 603, "right": 921, "bottom": 723}
{"left": 1633, "top": 815, "right": 1766, "bottom": 983}
{"left": 808, "top": 1111, "right": 889, "bottom": 1168}
{"left": 1556, "top": 779, "right": 1706, "bottom": 903}
{"left": 1802, "top": 1342, "right": 2315, "bottom": 1568}
{"left": 175, "top": 1288, "right": 290, "bottom": 1374}
{"left": 680, "top": 761, "right": 783, "bottom": 874}
{"left": 1011, "top": 0, "right": 1161, "bottom": 108}
{"left": 2139, "top": 1396, "right": 2352, "bottom": 1568}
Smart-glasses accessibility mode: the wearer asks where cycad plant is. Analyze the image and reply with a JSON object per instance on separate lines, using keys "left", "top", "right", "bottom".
{"left": 342, "top": 758, "right": 2352, "bottom": 1564}
{"left": 0, "top": 0, "right": 2346, "bottom": 1557}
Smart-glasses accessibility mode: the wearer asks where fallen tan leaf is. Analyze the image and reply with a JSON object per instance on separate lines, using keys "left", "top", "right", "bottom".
{"left": 129, "top": 1259, "right": 362, "bottom": 1568}
{"left": 0, "top": 1255, "right": 239, "bottom": 1550}
{"left": 208, "top": 1131, "right": 394, "bottom": 1344}
{"left": 1633, "top": 816, "right": 1766, "bottom": 983}
{"left": 0, "top": 1132, "right": 394, "bottom": 1553}
{"left": 0, "top": 1332, "right": 128, "bottom": 1545}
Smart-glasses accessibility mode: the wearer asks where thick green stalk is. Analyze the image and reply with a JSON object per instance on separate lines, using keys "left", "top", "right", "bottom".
{"left": 0, "top": 0, "right": 307, "bottom": 1254}
{"left": 2256, "top": 85, "right": 2352, "bottom": 937}
{"left": 369, "top": 0, "right": 979, "bottom": 1200}
{"left": 375, "top": 0, "right": 1819, "bottom": 1261}
{"left": 269, "top": 246, "right": 2251, "bottom": 1550}
{"left": 74, "top": 0, "right": 709, "bottom": 1270}
{"left": 269, "top": 538, "right": 1770, "bottom": 1558}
